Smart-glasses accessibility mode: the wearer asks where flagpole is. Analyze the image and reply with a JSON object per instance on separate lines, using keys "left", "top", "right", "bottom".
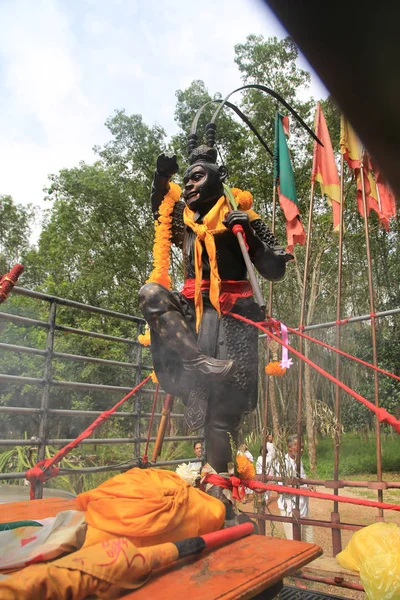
{"left": 292, "top": 178, "right": 315, "bottom": 541}
{"left": 359, "top": 161, "right": 384, "bottom": 519}
{"left": 332, "top": 152, "right": 345, "bottom": 556}
{"left": 259, "top": 182, "right": 277, "bottom": 536}
{"left": 262, "top": 184, "right": 276, "bottom": 443}
{"left": 293, "top": 105, "right": 319, "bottom": 540}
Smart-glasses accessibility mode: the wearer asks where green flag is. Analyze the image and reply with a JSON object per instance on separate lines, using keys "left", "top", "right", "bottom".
{"left": 274, "top": 112, "right": 305, "bottom": 252}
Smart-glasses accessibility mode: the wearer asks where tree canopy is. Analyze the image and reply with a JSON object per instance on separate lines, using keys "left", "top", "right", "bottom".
{"left": 0, "top": 35, "right": 399, "bottom": 464}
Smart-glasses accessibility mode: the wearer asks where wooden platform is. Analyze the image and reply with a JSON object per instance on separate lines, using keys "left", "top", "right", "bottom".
{"left": 130, "top": 534, "right": 322, "bottom": 599}
{"left": 0, "top": 497, "right": 323, "bottom": 599}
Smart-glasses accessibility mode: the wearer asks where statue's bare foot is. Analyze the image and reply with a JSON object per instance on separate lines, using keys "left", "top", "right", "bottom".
{"left": 182, "top": 355, "right": 234, "bottom": 379}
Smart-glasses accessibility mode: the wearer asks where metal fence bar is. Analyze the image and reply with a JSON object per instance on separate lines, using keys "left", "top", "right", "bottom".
{"left": 247, "top": 511, "right": 364, "bottom": 531}
{"left": 0, "top": 313, "right": 48, "bottom": 328}
{"left": 0, "top": 458, "right": 202, "bottom": 480}
{"left": 0, "top": 312, "right": 139, "bottom": 345}
{"left": 11, "top": 286, "right": 145, "bottom": 324}
{"left": 0, "top": 342, "right": 46, "bottom": 356}
{"left": 0, "top": 373, "right": 44, "bottom": 386}
{"left": 0, "top": 406, "right": 185, "bottom": 419}
{"left": 0, "top": 341, "right": 154, "bottom": 371}
{"left": 0, "top": 374, "right": 159, "bottom": 392}
{"left": 55, "top": 324, "right": 139, "bottom": 345}
{"left": 53, "top": 352, "right": 136, "bottom": 368}
{"left": 35, "top": 300, "right": 57, "bottom": 499}
{"left": 258, "top": 306, "right": 400, "bottom": 336}
{"left": 0, "top": 436, "right": 199, "bottom": 447}
{"left": 50, "top": 380, "right": 137, "bottom": 393}
{"left": 0, "top": 407, "right": 42, "bottom": 415}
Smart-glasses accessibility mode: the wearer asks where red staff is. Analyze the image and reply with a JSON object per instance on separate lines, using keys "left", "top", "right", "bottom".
{"left": 0, "top": 264, "right": 24, "bottom": 304}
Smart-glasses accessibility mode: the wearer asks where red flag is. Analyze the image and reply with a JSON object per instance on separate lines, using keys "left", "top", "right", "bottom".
{"left": 341, "top": 118, "right": 396, "bottom": 229}
{"left": 357, "top": 157, "right": 397, "bottom": 230}
{"left": 370, "top": 160, "right": 397, "bottom": 228}
{"left": 312, "top": 103, "right": 341, "bottom": 231}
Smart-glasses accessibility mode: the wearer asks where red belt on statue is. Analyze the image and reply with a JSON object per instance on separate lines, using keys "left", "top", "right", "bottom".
{"left": 181, "top": 279, "right": 253, "bottom": 314}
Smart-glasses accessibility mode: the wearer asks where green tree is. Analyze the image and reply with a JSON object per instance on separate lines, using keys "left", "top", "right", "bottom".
{"left": 0, "top": 195, "right": 35, "bottom": 274}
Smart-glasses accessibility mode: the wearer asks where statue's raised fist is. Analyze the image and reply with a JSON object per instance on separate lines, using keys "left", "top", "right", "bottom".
{"left": 157, "top": 153, "right": 179, "bottom": 177}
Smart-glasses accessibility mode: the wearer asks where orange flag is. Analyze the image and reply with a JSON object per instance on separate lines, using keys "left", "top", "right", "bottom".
{"left": 312, "top": 103, "right": 341, "bottom": 230}
{"left": 368, "top": 158, "right": 397, "bottom": 229}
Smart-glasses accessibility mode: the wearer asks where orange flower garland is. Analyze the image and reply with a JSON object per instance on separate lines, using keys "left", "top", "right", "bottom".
{"left": 138, "top": 182, "right": 181, "bottom": 347}
{"left": 138, "top": 323, "right": 151, "bottom": 346}
{"left": 265, "top": 361, "right": 287, "bottom": 376}
{"left": 236, "top": 454, "right": 256, "bottom": 480}
{"left": 231, "top": 188, "right": 253, "bottom": 211}
{"left": 147, "top": 181, "right": 182, "bottom": 290}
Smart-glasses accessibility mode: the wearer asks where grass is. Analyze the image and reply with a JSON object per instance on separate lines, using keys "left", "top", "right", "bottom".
{"left": 2, "top": 432, "right": 398, "bottom": 494}
{"left": 247, "top": 432, "right": 400, "bottom": 480}
{"left": 306, "top": 432, "right": 400, "bottom": 479}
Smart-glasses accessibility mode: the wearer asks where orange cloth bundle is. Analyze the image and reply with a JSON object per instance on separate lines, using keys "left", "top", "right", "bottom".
{"left": 0, "top": 537, "right": 179, "bottom": 600}
{"left": 77, "top": 467, "right": 225, "bottom": 548}
{"left": 0, "top": 468, "right": 226, "bottom": 599}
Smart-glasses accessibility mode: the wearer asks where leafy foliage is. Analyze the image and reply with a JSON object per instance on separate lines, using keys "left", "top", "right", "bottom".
{"left": 0, "top": 35, "right": 399, "bottom": 477}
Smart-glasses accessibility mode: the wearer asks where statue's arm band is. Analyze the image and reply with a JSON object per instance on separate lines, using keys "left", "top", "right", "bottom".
{"left": 251, "top": 220, "right": 293, "bottom": 262}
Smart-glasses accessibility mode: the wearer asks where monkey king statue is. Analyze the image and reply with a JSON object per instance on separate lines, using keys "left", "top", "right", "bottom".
{"left": 139, "top": 86, "right": 318, "bottom": 475}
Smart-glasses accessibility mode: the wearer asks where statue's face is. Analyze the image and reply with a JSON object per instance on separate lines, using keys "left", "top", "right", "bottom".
{"left": 183, "top": 163, "right": 223, "bottom": 214}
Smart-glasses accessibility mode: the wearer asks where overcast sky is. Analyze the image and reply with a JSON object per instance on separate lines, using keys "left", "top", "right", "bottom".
{"left": 0, "top": 0, "right": 327, "bottom": 214}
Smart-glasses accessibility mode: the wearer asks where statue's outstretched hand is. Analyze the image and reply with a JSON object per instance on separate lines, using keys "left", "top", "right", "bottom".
{"left": 157, "top": 153, "right": 179, "bottom": 177}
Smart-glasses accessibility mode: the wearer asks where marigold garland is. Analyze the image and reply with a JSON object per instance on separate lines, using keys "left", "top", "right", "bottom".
{"left": 146, "top": 181, "right": 181, "bottom": 290}
{"left": 138, "top": 324, "right": 151, "bottom": 347}
{"left": 265, "top": 361, "right": 287, "bottom": 376}
{"left": 138, "top": 182, "right": 181, "bottom": 346}
{"left": 151, "top": 370, "right": 158, "bottom": 383}
{"left": 236, "top": 454, "right": 256, "bottom": 480}
{"left": 231, "top": 188, "right": 253, "bottom": 211}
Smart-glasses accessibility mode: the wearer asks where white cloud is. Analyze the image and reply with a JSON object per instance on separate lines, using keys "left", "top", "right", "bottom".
{"left": 0, "top": 0, "right": 327, "bottom": 225}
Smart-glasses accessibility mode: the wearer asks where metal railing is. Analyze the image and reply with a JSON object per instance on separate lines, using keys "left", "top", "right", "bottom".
{"left": 255, "top": 305, "right": 400, "bottom": 592}
{"left": 1, "top": 287, "right": 399, "bottom": 593}
{"left": 0, "top": 286, "right": 199, "bottom": 497}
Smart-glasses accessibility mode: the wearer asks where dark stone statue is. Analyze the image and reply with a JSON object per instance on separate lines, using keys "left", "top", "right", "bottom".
{"left": 139, "top": 146, "right": 292, "bottom": 473}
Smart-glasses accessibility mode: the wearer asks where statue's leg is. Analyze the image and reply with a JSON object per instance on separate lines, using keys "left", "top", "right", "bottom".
{"left": 205, "top": 391, "right": 244, "bottom": 474}
{"left": 139, "top": 282, "right": 233, "bottom": 378}
{"left": 139, "top": 282, "right": 199, "bottom": 359}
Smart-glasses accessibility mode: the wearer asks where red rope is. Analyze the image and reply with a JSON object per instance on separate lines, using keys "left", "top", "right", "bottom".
{"left": 231, "top": 224, "right": 249, "bottom": 250}
{"left": 203, "top": 473, "right": 400, "bottom": 512}
{"left": 229, "top": 312, "right": 400, "bottom": 434}
{"left": 286, "top": 325, "right": 400, "bottom": 383}
{"left": 142, "top": 383, "right": 159, "bottom": 463}
{"left": 25, "top": 374, "right": 152, "bottom": 498}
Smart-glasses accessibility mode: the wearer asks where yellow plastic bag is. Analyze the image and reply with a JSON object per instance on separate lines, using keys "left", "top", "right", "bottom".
{"left": 337, "top": 522, "right": 400, "bottom": 599}
{"left": 360, "top": 553, "right": 400, "bottom": 600}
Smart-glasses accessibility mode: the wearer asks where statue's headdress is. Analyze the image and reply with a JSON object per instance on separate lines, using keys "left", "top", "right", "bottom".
{"left": 188, "top": 144, "right": 218, "bottom": 166}
{"left": 187, "top": 84, "right": 323, "bottom": 164}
